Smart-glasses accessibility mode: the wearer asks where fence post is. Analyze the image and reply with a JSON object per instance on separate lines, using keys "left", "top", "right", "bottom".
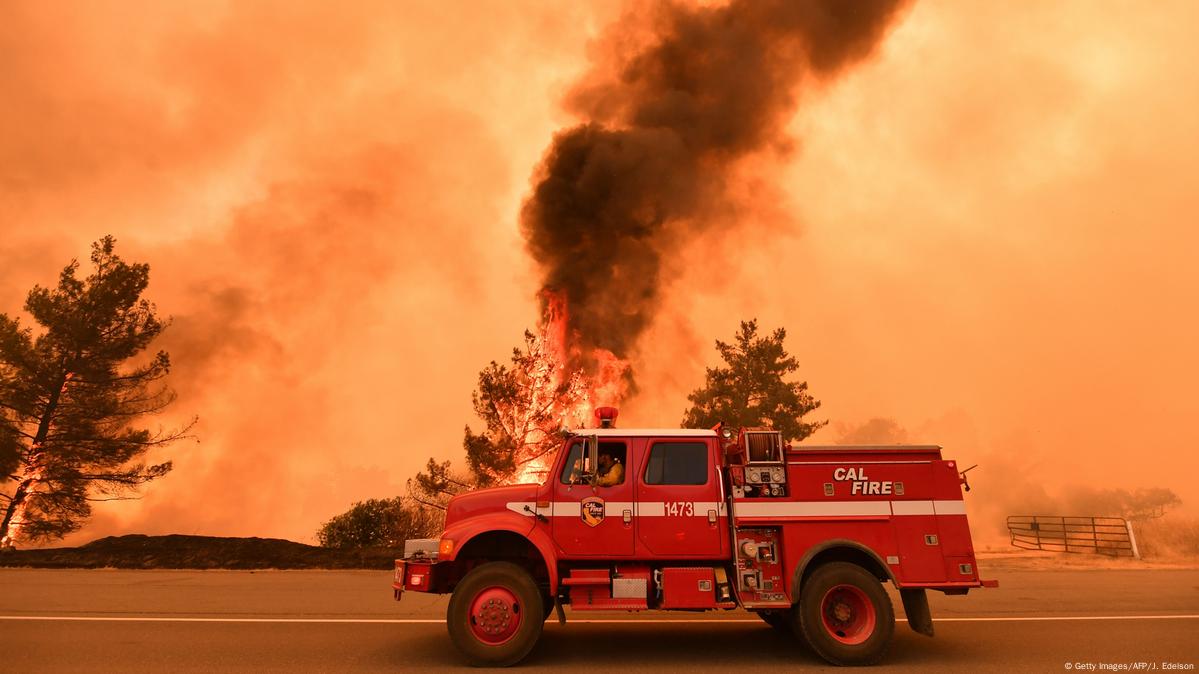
{"left": 1125, "top": 519, "right": 1141, "bottom": 560}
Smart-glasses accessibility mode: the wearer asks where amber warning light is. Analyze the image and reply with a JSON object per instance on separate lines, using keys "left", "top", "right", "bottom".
{"left": 594, "top": 406, "right": 619, "bottom": 428}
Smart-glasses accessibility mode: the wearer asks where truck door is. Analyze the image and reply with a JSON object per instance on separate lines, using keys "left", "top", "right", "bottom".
{"left": 551, "top": 437, "right": 635, "bottom": 556}
{"left": 636, "top": 439, "right": 725, "bottom": 558}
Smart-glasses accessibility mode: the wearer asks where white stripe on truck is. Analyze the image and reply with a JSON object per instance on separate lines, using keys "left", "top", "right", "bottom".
{"left": 505, "top": 499, "right": 966, "bottom": 518}
{"left": 890, "top": 500, "right": 935, "bottom": 515}
{"left": 933, "top": 499, "right": 968, "bottom": 515}
{"left": 734, "top": 501, "right": 892, "bottom": 517}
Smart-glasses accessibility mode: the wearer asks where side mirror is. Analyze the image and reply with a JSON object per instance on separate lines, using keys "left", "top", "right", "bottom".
{"left": 583, "top": 435, "right": 598, "bottom": 488}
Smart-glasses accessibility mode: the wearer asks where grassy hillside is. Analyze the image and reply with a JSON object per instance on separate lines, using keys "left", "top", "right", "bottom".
{"left": 0, "top": 534, "right": 400, "bottom": 570}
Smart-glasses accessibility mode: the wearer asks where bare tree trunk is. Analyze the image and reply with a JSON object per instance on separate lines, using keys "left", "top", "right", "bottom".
{"left": 0, "top": 372, "right": 67, "bottom": 547}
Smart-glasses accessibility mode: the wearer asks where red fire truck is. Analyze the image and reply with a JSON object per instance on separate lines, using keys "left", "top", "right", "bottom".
{"left": 393, "top": 409, "right": 996, "bottom": 666}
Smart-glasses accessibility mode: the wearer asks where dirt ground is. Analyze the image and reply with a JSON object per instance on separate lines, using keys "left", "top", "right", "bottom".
{"left": 975, "top": 549, "right": 1199, "bottom": 571}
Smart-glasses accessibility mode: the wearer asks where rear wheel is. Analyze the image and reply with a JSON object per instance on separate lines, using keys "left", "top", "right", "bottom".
{"left": 796, "top": 562, "right": 894, "bottom": 666}
{"left": 447, "top": 561, "right": 544, "bottom": 667}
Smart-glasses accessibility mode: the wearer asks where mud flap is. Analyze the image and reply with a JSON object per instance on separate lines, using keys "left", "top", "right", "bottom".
{"left": 900, "top": 588, "right": 934, "bottom": 637}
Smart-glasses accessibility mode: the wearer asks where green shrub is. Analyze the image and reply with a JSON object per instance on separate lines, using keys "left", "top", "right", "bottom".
{"left": 317, "top": 497, "right": 439, "bottom": 549}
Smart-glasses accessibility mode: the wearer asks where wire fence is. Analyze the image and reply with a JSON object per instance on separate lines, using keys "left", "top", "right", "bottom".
{"left": 1007, "top": 515, "right": 1139, "bottom": 558}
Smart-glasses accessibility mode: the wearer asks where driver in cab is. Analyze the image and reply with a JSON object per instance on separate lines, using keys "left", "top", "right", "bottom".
{"left": 567, "top": 450, "right": 624, "bottom": 486}
{"left": 595, "top": 451, "right": 623, "bottom": 487}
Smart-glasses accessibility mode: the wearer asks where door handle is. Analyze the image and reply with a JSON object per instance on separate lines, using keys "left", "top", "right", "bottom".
{"left": 708, "top": 509, "right": 717, "bottom": 525}
{"left": 623, "top": 509, "right": 632, "bottom": 524}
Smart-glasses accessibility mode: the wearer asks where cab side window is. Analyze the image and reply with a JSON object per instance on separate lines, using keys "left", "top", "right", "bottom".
{"left": 559, "top": 440, "right": 628, "bottom": 486}
{"left": 643, "top": 442, "right": 708, "bottom": 485}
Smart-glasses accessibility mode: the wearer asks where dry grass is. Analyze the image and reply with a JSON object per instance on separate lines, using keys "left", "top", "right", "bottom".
{"left": 1133, "top": 515, "right": 1199, "bottom": 560}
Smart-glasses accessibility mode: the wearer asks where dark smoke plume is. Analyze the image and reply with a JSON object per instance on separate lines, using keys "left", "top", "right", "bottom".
{"left": 521, "top": 0, "right": 909, "bottom": 370}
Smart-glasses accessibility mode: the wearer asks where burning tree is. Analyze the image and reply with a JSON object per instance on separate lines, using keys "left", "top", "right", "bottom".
{"left": 318, "top": 294, "right": 627, "bottom": 535}
{"left": 462, "top": 292, "right": 633, "bottom": 486}
{"left": 408, "top": 293, "right": 627, "bottom": 515}
{"left": 462, "top": 329, "right": 589, "bottom": 486}
{"left": 682, "top": 319, "right": 824, "bottom": 442}
{"left": 0, "top": 237, "right": 190, "bottom": 547}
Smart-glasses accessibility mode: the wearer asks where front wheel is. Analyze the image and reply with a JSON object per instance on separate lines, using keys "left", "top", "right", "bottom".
{"left": 447, "top": 561, "right": 544, "bottom": 667}
{"left": 795, "top": 562, "right": 895, "bottom": 666}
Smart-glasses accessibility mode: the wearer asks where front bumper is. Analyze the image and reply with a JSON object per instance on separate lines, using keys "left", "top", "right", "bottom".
{"left": 392, "top": 558, "right": 440, "bottom": 600}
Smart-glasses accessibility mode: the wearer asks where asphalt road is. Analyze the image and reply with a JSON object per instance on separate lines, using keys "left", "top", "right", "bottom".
{"left": 2, "top": 565, "right": 1197, "bottom": 673}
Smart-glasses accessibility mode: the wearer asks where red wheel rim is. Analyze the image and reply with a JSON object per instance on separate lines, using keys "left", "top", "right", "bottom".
{"left": 820, "top": 584, "right": 876, "bottom": 645}
{"left": 468, "top": 586, "right": 523, "bottom": 645}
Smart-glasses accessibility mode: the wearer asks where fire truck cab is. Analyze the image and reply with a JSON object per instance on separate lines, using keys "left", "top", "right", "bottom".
{"left": 393, "top": 413, "right": 995, "bottom": 666}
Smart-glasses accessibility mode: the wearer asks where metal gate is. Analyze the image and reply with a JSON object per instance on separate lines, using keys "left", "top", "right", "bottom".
{"left": 1006, "top": 515, "right": 1139, "bottom": 558}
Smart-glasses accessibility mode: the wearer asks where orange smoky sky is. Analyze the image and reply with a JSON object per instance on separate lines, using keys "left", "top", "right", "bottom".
{"left": 2, "top": 0, "right": 1197, "bottom": 545}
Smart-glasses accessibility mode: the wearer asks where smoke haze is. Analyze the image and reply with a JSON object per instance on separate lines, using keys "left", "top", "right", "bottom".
{"left": 1, "top": 1, "right": 1197, "bottom": 544}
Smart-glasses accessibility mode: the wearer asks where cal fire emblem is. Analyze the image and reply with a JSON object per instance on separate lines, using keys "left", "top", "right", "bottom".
{"left": 580, "top": 496, "right": 605, "bottom": 527}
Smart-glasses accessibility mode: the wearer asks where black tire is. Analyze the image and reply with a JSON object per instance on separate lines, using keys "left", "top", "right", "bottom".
{"left": 447, "top": 561, "right": 545, "bottom": 667}
{"left": 795, "top": 562, "right": 895, "bottom": 666}
{"left": 755, "top": 609, "right": 792, "bottom": 633}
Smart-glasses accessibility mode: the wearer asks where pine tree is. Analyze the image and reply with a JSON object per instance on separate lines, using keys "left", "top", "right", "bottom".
{"left": 406, "top": 458, "right": 474, "bottom": 513}
{"left": 681, "top": 319, "right": 824, "bottom": 442}
{"left": 0, "top": 237, "right": 191, "bottom": 546}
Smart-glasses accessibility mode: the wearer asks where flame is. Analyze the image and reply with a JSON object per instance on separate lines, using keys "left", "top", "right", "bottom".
{"left": 505, "top": 292, "right": 629, "bottom": 484}
{"left": 1, "top": 373, "right": 72, "bottom": 547}
{"left": 0, "top": 459, "right": 43, "bottom": 548}
{"left": 541, "top": 289, "right": 631, "bottom": 412}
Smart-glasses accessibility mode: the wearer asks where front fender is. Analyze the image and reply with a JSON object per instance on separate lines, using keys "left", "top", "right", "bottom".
{"left": 440, "top": 513, "right": 561, "bottom": 593}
